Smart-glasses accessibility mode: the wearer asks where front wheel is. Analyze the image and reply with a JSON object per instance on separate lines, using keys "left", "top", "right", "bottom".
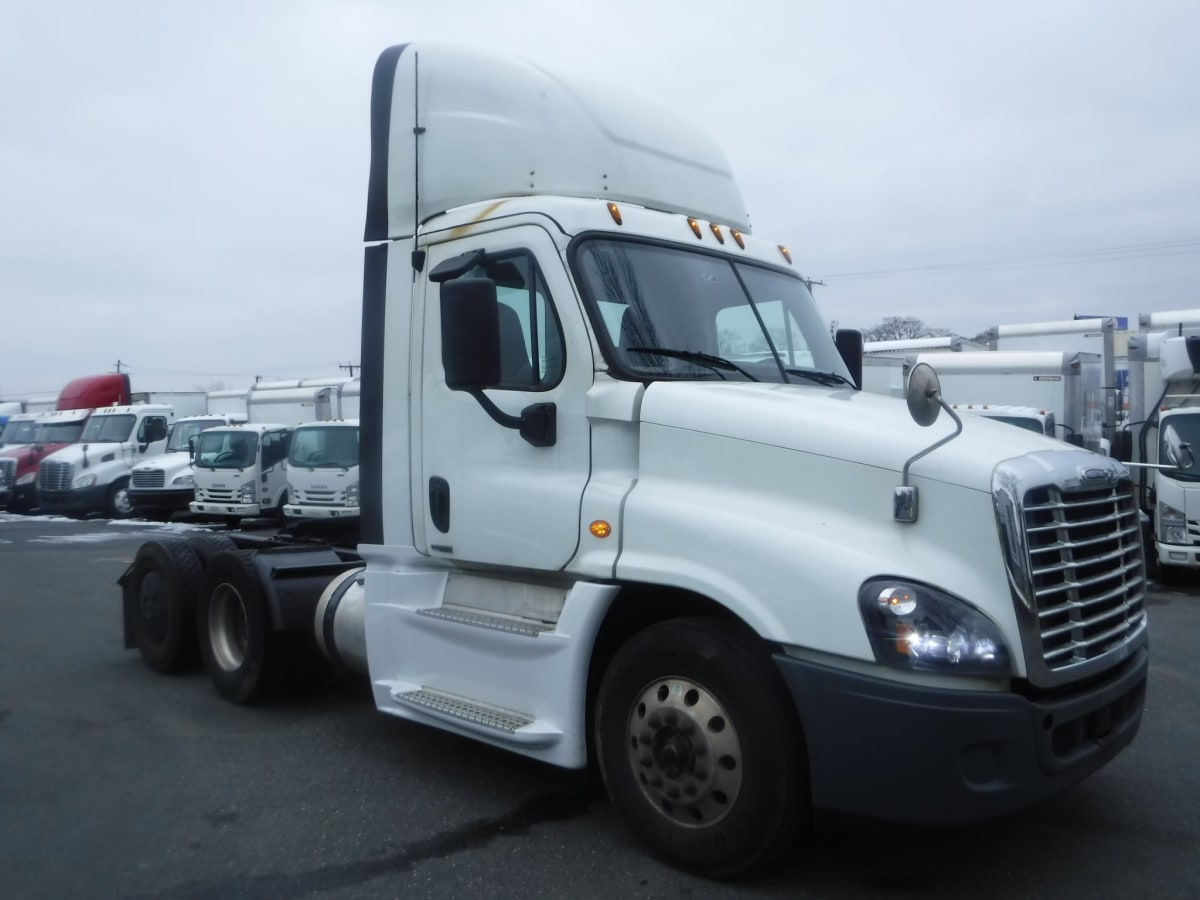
{"left": 106, "top": 478, "right": 134, "bottom": 518}
{"left": 595, "top": 617, "right": 808, "bottom": 879}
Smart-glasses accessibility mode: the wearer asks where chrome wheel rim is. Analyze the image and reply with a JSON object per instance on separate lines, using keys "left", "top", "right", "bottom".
{"left": 208, "top": 583, "right": 249, "bottom": 672}
{"left": 626, "top": 677, "right": 743, "bottom": 828}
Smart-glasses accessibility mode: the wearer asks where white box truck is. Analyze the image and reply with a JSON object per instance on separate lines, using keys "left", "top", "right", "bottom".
{"left": 910, "top": 350, "right": 1106, "bottom": 452}
{"left": 1120, "top": 308, "right": 1200, "bottom": 579}
{"left": 283, "top": 418, "right": 360, "bottom": 521}
{"left": 128, "top": 413, "right": 247, "bottom": 521}
{"left": 986, "top": 317, "right": 1123, "bottom": 442}
{"left": 119, "top": 43, "right": 1148, "bottom": 878}
{"left": 188, "top": 422, "right": 293, "bottom": 526}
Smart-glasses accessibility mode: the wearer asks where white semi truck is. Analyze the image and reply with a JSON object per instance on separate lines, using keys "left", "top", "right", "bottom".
{"left": 119, "top": 43, "right": 1148, "bottom": 878}
{"left": 1121, "top": 308, "right": 1200, "bottom": 578}
{"left": 37, "top": 404, "right": 174, "bottom": 517}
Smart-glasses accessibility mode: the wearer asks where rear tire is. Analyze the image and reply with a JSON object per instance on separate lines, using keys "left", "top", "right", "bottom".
{"left": 125, "top": 539, "right": 204, "bottom": 673}
{"left": 197, "top": 550, "right": 275, "bottom": 703}
{"left": 595, "top": 617, "right": 807, "bottom": 878}
{"left": 185, "top": 533, "right": 238, "bottom": 570}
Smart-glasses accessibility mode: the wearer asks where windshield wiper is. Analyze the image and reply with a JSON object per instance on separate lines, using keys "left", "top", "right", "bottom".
{"left": 783, "top": 367, "right": 854, "bottom": 387}
{"left": 625, "top": 347, "right": 760, "bottom": 382}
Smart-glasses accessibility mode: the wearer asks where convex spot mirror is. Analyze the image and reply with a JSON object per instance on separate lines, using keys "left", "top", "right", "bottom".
{"left": 906, "top": 362, "right": 943, "bottom": 427}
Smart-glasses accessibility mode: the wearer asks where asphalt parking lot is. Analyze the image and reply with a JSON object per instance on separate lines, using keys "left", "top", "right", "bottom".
{"left": 1, "top": 513, "right": 1198, "bottom": 900}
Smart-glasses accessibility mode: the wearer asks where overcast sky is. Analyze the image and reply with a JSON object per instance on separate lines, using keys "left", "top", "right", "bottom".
{"left": 3, "top": 0, "right": 1198, "bottom": 400}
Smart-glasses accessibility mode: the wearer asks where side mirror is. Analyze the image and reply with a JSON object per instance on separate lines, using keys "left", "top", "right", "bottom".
{"left": 1111, "top": 430, "right": 1132, "bottom": 462}
{"left": 1163, "top": 423, "right": 1195, "bottom": 470}
{"left": 834, "top": 328, "right": 863, "bottom": 390}
{"left": 188, "top": 435, "right": 197, "bottom": 461}
{"left": 441, "top": 278, "right": 501, "bottom": 391}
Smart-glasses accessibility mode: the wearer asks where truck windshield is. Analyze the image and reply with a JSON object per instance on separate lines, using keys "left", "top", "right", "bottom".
{"left": 1160, "top": 415, "right": 1200, "bottom": 481}
{"left": 168, "top": 419, "right": 223, "bottom": 453}
{"left": 195, "top": 431, "right": 259, "bottom": 469}
{"left": 288, "top": 426, "right": 359, "bottom": 469}
{"left": 573, "top": 238, "right": 852, "bottom": 385}
{"left": 1, "top": 419, "right": 39, "bottom": 445}
{"left": 37, "top": 421, "right": 85, "bottom": 444}
{"left": 81, "top": 414, "right": 135, "bottom": 443}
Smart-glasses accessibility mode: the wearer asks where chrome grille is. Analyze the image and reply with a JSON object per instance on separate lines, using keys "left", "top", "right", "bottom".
{"left": 295, "top": 487, "right": 339, "bottom": 505}
{"left": 39, "top": 459, "right": 74, "bottom": 492}
{"left": 0, "top": 458, "right": 14, "bottom": 492}
{"left": 1022, "top": 479, "right": 1145, "bottom": 672}
{"left": 132, "top": 470, "right": 165, "bottom": 489}
{"left": 994, "top": 451, "right": 1147, "bottom": 687}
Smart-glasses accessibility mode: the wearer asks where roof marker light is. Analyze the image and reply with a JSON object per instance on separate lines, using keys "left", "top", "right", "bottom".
{"left": 731, "top": 229, "right": 745, "bottom": 249}
{"left": 687, "top": 217, "right": 703, "bottom": 239}
{"left": 709, "top": 223, "right": 725, "bottom": 244}
{"left": 607, "top": 202, "right": 623, "bottom": 225}
{"left": 778, "top": 245, "right": 793, "bottom": 265}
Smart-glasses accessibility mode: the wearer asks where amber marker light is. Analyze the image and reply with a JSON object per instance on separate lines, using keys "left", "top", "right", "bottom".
{"left": 589, "top": 520, "right": 612, "bottom": 538}
{"left": 709, "top": 223, "right": 725, "bottom": 244}
{"left": 778, "top": 244, "right": 793, "bottom": 265}
{"left": 730, "top": 229, "right": 745, "bottom": 249}
{"left": 687, "top": 217, "right": 703, "bottom": 239}
{"left": 607, "top": 202, "right": 623, "bottom": 225}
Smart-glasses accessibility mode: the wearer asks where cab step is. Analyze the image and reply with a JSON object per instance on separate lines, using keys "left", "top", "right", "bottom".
{"left": 391, "top": 686, "right": 560, "bottom": 747}
{"left": 415, "top": 605, "right": 553, "bottom": 637}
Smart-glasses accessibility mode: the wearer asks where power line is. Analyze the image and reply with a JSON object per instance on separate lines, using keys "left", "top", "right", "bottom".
{"left": 814, "top": 236, "right": 1200, "bottom": 281}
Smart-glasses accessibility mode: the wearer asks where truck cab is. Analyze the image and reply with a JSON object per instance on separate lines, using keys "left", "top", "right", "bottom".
{"left": 1, "top": 408, "right": 93, "bottom": 512}
{"left": 189, "top": 423, "right": 292, "bottom": 525}
{"left": 37, "top": 404, "right": 174, "bottom": 517}
{"left": 283, "top": 419, "right": 360, "bottom": 521}
{"left": 129, "top": 414, "right": 246, "bottom": 521}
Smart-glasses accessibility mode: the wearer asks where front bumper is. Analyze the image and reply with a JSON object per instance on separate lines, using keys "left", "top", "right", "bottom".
{"left": 283, "top": 504, "right": 360, "bottom": 520}
{"left": 129, "top": 488, "right": 195, "bottom": 514}
{"left": 190, "top": 500, "right": 263, "bottom": 517}
{"left": 1156, "top": 542, "right": 1200, "bottom": 569}
{"left": 38, "top": 485, "right": 109, "bottom": 515}
{"left": 775, "top": 647, "right": 1148, "bottom": 824}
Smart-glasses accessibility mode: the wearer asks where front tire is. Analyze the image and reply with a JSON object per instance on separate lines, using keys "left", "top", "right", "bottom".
{"left": 106, "top": 478, "right": 134, "bottom": 518}
{"left": 595, "top": 617, "right": 807, "bottom": 879}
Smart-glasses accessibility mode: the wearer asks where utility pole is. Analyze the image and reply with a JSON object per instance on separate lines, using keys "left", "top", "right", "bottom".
{"left": 339, "top": 363, "right": 360, "bottom": 377}
{"left": 113, "top": 359, "right": 124, "bottom": 374}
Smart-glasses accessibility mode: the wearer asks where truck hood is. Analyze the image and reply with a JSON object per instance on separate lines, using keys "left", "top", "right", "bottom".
{"left": 1, "top": 442, "right": 71, "bottom": 472}
{"left": 638, "top": 381, "right": 1070, "bottom": 492}
{"left": 43, "top": 442, "right": 128, "bottom": 467}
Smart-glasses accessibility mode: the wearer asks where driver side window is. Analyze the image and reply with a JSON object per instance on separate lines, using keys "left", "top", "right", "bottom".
{"left": 451, "top": 253, "right": 566, "bottom": 391}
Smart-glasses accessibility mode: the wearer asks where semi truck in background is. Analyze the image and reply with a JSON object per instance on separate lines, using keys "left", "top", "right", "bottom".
{"left": 0, "top": 374, "right": 132, "bottom": 512}
{"left": 1121, "top": 308, "right": 1200, "bottom": 579}
{"left": 119, "top": 43, "right": 1148, "bottom": 878}
{"left": 37, "top": 404, "right": 175, "bottom": 518}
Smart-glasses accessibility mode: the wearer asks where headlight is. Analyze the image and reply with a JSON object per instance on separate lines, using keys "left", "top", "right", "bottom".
{"left": 238, "top": 482, "right": 256, "bottom": 502}
{"left": 345, "top": 483, "right": 359, "bottom": 506}
{"left": 73, "top": 473, "right": 97, "bottom": 489}
{"left": 17, "top": 472, "right": 36, "bottom": 485}
{"left": 858, "top": 578, "right": 1011, "bottom": 676}
{"left": 172, "top": 473, "right": 194, "bottom": 487}
{"left": 1158, "top": 501, "right": 1188, "bottom": 545}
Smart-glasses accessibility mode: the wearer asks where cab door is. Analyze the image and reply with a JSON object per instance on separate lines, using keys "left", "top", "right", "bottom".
{"left": 417, "top": 225, "right": 592, "bottom": 570}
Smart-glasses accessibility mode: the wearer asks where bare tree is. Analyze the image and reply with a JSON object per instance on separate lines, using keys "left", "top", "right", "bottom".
{"left": 862, "top": 316, "right": 953, "bottom": 342}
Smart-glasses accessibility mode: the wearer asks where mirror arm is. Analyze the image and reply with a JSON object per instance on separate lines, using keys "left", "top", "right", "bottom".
{"left": 468, "top": 391, "right": 557, "bottom": 447}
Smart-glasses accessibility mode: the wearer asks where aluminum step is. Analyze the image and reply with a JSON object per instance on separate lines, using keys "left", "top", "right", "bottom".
{"left": 416, "top": 605, "right": 553, "bottom": 637}
{"left": 393, "top": 687, "right": 535, "bottom": 734}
